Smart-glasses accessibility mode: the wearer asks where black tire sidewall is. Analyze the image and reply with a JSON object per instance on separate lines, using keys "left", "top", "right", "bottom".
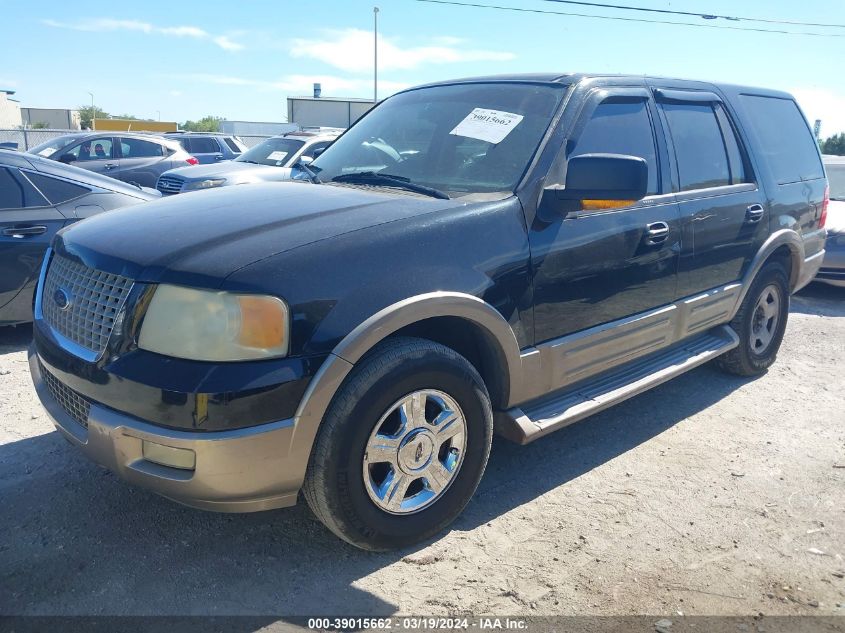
{"left": 739, "top": 264, "right": 789, "bottom": 371}
{"left": 318, "top": 343, "right": 492, "bottom": 549}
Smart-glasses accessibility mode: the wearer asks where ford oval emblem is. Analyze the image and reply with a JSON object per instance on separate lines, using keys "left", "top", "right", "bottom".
{"left": 53, "top": 287, "right": 72, "bottom": 311}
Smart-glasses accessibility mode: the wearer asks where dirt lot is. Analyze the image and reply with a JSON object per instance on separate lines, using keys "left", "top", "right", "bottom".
{"left": 0, "top": 284, "right": 843, "bottom": 617}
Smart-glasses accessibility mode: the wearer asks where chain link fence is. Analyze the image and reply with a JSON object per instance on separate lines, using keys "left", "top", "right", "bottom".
{"left": 0, "top": 129, "right": 272, "bottom": 152}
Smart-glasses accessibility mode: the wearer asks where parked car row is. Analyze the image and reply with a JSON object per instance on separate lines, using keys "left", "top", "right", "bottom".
{"left": 22, "top": 73, "right": 834, "bottom": 551}
{"left": 0, "top": 149, "right": 159, "bottom": 325}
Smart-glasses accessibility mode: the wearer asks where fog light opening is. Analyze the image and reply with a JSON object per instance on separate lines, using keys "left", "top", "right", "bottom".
{"left": 142, "top": 440, "right": 196, "bottom": 470}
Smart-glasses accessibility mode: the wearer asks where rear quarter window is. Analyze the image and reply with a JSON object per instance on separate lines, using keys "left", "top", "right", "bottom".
{"left": 24, "top": 171, "right": 91, "bottom": 204}
{"left": 738, "top": 95, "right": 824, "bottom": 185}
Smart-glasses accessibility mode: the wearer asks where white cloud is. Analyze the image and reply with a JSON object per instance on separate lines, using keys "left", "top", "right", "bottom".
{"left": 290, "top": 28, "right": 514, "bottom": 72}
{"left": 42, "top": 18, "right": 241, "bottom": 51}
{"left": 791, "top": 87, "right": 845, "bottom": 137}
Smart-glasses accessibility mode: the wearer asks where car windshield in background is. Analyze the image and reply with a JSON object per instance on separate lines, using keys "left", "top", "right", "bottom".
{"left": 236, "top": 138, "right": 305, "bottom": 166}
{"left": 28, "top": 135, "right": 79, "bottom": 158}
{"left": 827, "top": 163, "right": 845, "bottom": 200}
{"left": 312, "top": 83, "right": 566, "bottom": 197}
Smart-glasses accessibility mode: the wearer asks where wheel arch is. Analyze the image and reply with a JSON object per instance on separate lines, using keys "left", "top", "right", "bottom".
{"left": 731, "top": 229, "right": 804, "bottom": 319}
{"left": 286, "top": 292, "right": 524, "bottom": 494}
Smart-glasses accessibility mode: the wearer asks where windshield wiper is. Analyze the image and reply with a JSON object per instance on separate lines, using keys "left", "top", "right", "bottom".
{"left": 331, "top": 172, "right": 449, "bottom": 199}
{"left": 296, "top": 161, "right": 321, "bottom": 184}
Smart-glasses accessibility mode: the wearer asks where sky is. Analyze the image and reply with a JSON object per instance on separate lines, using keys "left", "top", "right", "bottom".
{"left": 2, "top": 0, "right": 845, "bottom": 135}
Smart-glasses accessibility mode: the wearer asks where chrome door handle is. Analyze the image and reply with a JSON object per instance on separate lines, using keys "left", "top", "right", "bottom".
{"left": 746, "top": 204, "right": 765, "bottom": 223}
{"left": 2, "top": 225, "right": 47, "bottom": 238}
{"left": 104, "top": 163, "right": 118, "bottom": 170}
{"left": 644, "top": 221, "right": 670, "bottom": 245}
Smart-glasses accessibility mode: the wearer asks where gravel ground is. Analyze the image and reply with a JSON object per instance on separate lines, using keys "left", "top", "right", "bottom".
{"left": 0, "top": 284, "right": 843, "bottom": 617}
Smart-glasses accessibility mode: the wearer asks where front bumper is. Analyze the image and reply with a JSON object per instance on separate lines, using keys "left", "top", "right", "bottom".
{"left": 814, "top": 235, "right": 845, "bottom": 287}
{"left": 30, "top": 347, "right": 302, "bottom": 512}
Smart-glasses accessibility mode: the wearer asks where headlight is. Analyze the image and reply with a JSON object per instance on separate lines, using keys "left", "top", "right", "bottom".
{"left": 138, "top": 285, "right": 289, "bottom": 361}
{"left": 183, "top": 178, "right": 226, "bottom": 191}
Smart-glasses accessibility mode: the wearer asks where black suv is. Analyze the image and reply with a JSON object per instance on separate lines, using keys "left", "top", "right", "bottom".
{"left": 29, "top": 74, "right": 827, "bottom": 550}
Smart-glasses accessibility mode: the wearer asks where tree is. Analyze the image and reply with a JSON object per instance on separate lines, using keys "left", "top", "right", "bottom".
{"left": 30, "top": 122, "right": 49, "bottom": 129}
{"left": 77, "top": 105, "right": 109, "bottom": 129}
{"left": 821, "top": 133, "right": 845, "bottom": 156}
{"left": 181, "top": 115, "right": 224, "bottom": 132}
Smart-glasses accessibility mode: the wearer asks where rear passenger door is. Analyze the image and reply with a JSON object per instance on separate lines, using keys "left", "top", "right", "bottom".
{"left": 115, "top": 137, "right": 168, "bottom": 187}
{"left": 653, "top": 88, "right": 767, "bottom": 296}
{"left": 185, "top": 136, "right": 225, "bottom": 164}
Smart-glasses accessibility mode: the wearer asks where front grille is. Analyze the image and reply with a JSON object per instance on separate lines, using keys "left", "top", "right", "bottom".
{"left": 156, "top": 175, "right": 184, "bottom": 194}
{"left": 39, "top": 361, "right": 90, "bottom": 429}
{"left": 42, "top": 254, "right": 134, "bottom": 358}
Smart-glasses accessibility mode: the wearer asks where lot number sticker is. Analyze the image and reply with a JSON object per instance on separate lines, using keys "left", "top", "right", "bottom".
{"left": 450, "top": 108, "right": 524, "bottom": 144}
{"left": 267, "top": 150, "right": 288, "bottom": 163}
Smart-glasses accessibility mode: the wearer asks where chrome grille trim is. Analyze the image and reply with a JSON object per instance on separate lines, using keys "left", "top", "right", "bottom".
{"left": 41, "top": 254, "right": 134, "bottom": 359}
{"left": 156, "top": 175, "right": 184, "bottom": 194}
{"left": 39, "top": 361, "right": 91, "bottom": 429}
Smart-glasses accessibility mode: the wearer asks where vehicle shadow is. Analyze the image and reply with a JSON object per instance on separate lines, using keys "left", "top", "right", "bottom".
{"left": 791, "top": 283, "right": 845, "bottom": 317}
{"left": 0, "top": 362, "right": 756, "bottom": 617}
{"left": 0, "top": 323, "right": 33, "bottom": 354}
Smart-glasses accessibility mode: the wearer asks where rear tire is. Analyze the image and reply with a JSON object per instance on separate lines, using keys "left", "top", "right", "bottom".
{"left": 303, "top": 337, "right": 493, "bottom": 551}
{"left": 715, "top": 262, "right": 789, "bottom": 376}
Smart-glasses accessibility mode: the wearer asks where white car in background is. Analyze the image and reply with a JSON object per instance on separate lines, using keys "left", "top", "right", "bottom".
{"left": 817, "top": 155, "right": 845, "bottom": 287}
{"left": 155, "top": 129, "right": 342, "bottom": 195}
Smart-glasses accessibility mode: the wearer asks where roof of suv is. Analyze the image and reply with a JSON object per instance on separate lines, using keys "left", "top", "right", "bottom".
{"left": 30, "top": 131, "right": 186, "bottom": 151}
{"left": 410, "top": 73, "right": 793, "bottom": 99}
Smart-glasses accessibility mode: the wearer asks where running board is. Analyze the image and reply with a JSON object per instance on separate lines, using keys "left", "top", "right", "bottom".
{"left": 495, "top": 325, "right": 739, "bottom": 445}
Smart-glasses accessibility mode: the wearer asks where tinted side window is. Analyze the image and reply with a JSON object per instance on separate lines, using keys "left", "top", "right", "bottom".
{"left": 0, "top": 168, "right": 48, "bottom": 209}
{"left": 714, "top": 104, "right": 750, "bottom": 185}
{"left": 302, "top": 141, "right": 331, "bottom": 160}
{"left": 224, "top": 138, "right": 242, "bottom": 152}
{"left": 662, "top": 103, "right": 730, "bottom": 191}
{"left": 24, "top": 172, "right": 91, "bottom": 204}
{"left": 66, "top": 138, "right": 114, "bottom": 161}
{"left": 120, "top": 138, "right": 164, "bottom": 158}
{"left": 189, "top": 137, "right": 220, "bottom": 153}
{"left": 739, "top": 95, "right": 824, "bottom": 185}
{"left": 570, "top": 100, "right": 659, "bottom": 195}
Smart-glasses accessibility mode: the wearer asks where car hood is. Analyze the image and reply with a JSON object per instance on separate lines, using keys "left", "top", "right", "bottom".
{"left": 163, "top": 160, "right": 291, "bottom": 182}
{"left": 55, "top": 182, "right": 467, "bottom": 287}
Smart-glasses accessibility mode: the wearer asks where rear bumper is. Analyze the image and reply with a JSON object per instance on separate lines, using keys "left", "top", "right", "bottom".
{"left": 30, "top": 346, "right": 301, "bottom": 512}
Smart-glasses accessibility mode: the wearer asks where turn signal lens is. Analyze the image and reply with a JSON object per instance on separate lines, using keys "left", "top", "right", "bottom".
{"left": 820, "top": 184, "right": 829, "bottom": 229}
{"left": 237, "top": 295, "right": 288, "bottom": 349}
{"left": 581, "top": 199, "right": 635, "bottom": 211}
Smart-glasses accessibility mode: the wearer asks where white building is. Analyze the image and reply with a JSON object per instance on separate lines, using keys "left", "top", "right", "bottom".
{"left": 0, "top": 89, "right": 22, "bottom": 128}
{"left": 21, "top": 107, "right": 81, "bottom": 130}
{"left": 287, "top": 96, "right": 374, "bottom": 129}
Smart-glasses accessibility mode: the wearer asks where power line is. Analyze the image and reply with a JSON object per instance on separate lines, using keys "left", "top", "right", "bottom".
{"left": 542, "top": 0, "right": 845, "bottom": 29}
{"left": 414, "top": 0, "right": 845, "bottom": 38}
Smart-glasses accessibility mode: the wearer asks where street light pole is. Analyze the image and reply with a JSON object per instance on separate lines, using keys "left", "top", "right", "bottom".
{"left": 87, "top": 92, "right": 95, "bottom": 129}
{"left": 156, "top": 110, "right": 161, "bottom": 121}
{"left": 374, "top": 6, "right": 379, "bottom": 103}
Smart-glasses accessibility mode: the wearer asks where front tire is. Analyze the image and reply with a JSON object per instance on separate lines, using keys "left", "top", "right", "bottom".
{"left": 303, "top": 337, "right": 493, "bottom": 551}
{"left": 716, "top": 262, "right": 789, "bottom": 376}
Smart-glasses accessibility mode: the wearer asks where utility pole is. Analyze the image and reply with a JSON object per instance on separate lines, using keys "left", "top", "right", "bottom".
{"left": 374, "top": 6, "right": 379, "bottom": 103}
{"left": 88, "top": 92, "right": 95, "bottom": 130}
{"left": 157, "top": 110, "right": 161, "bottom": 122}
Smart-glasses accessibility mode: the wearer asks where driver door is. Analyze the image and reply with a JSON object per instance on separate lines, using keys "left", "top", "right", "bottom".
{"left": 58, "top": 136, "right": 118, "bottom": 177}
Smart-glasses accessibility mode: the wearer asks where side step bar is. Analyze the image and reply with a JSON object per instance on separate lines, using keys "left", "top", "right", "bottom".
{"left": 495, "top": 325, "right": 739, "bottom": 445}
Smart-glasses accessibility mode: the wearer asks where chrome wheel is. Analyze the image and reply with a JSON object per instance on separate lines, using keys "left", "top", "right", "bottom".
{"left": 363, "top": 389, "right": 467, "bottom": 515}
{"left": 750, "top": 283, "right": 781, "bottom": 354}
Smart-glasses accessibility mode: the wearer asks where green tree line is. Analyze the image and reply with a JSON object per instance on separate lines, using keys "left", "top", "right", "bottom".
{"left": 821, "top": 133, "right": 845, "bottom": 156}
{"left": 77, "top": 105, "right": 224, "bottom": 133}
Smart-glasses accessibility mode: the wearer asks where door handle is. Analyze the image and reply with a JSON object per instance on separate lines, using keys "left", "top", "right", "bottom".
{"left": 746, "top": 204, "right": 765, "bottom": 223}
{"left": 214, "top": 154, "right": 224, "bottom": 161}
{"left": 104, "top": 163, "right": 118, "bottom": 170}
{"left": 2, "top": 225, "right": 47, "bottom": 238}
{"left": 644, "top": 221, "right": 670, "bottom": 246}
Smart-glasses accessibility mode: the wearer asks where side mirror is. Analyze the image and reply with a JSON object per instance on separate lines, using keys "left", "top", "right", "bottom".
{"left": 311, "top": 147, "right": 327, "bottom": 159}
{"left": 541, "top": 153, "right": 648, "bottom": 218}
{"left": 58, "top": 153, "right": 77, "bottom": 164}
{"left": 297, "top": 155, "right": 314, "bottom": 166}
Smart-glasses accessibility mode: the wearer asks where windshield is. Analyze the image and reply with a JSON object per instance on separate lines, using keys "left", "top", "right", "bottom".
{"left": 827, "top": 162, "right": 845, "bottom": 200}
{"left": 312, "top": 82, "right": 566, "bottom": 196}
{"left": 236, "top": 137, "right": 304, "bottom": 166}
{"left": 28, "top": 135, "right": 79, "bottom": 158}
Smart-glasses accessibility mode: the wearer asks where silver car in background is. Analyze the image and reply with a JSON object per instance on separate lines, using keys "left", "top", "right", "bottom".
{"left": 155, "top": 130, "right": 341, "bottom": 195}
{"left": 817, "top": 156, "right": 845, "bottom": 287}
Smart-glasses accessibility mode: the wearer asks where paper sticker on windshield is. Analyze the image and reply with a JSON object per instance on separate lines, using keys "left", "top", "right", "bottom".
{"left": 449, "top": 108, "right": 524, "bottom": 144}
{"left": 37, "top": 149, "right": 54, "bottom": 157}
{"left": 267, "top": 150, "right": 288, "bottom": 162}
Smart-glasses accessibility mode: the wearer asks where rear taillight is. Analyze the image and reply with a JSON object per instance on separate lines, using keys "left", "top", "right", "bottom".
{"left": 820, "top": 184, "right": 829, "bottom": 229}
{"left": 185, "top": 156, "right": 199, "bottom": 166}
